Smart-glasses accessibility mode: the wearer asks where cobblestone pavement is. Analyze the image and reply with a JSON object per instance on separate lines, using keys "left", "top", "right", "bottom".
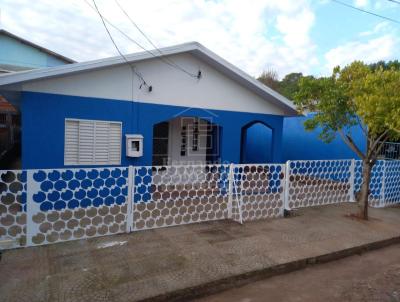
{"left": 1, "top": 203, "right": 400, "bottom": 302}
{"left": 195, "top": 243, "right": 400, "bottom": 302}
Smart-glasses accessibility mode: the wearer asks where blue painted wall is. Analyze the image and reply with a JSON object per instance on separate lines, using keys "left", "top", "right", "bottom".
{"left": 282, "top": 114, "right": 367, "bottom": 161}
{"left": 21, "top": 91, "right": 284, "bottom": 169}
{"left": 0, "top": 34, "right": 68, "bottom": 69}
{"left": 241, "top": 123, "right": 273, "bottom": 163}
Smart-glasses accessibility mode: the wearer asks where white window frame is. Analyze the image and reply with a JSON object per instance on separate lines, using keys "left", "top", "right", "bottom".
{"left": 64, "top": 118, "right": 122, "bottom": 166}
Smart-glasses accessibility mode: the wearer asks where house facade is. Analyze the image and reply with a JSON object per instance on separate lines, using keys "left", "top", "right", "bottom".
{"left": 0, "top": 42, "right": 297, "bottom": 169}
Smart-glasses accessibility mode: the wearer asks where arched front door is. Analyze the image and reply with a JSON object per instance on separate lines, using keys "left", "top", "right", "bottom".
{"left": 241, "top": 122, "right": 273, "bottom": 164}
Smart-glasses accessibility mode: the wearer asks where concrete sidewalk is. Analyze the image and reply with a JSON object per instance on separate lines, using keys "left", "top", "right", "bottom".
{"left": 1, "top": 203, "right": 400, "bottom": 302}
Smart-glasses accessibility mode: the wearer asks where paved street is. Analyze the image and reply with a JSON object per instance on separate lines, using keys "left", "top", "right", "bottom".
{"left": 195, "top": 244, "right": 400, "bottom": 302}
{"left": 1, "top": 204, "right": 400, "bottom": 302}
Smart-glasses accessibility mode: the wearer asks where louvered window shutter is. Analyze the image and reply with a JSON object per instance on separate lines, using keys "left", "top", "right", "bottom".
{"left": 65, "top": 119, "right": 121, "bottom": 165}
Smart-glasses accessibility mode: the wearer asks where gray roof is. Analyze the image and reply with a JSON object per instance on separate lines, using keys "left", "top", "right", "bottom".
{"left": 0, "top": 41, "right": 297, "bottom": 115}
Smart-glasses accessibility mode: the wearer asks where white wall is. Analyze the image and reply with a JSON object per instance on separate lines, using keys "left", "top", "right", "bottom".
{"left": 22, "top": 53, "right": 285, "bottom": 115}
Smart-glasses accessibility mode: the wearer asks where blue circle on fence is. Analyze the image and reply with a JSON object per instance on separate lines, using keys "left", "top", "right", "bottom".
{"left": 33, "top": 192, "right": 46, "bottom": 203}
{"left": 54, "top": 200, "right": 66, "bottom": 210}
{"left": 105, "top": 196, "right": 114, "bottom": 205}
{"left": 111, "top": 168, "right": 121, "bottom": 178}
{"left": 99, "top": 188, "right": 110, "bottom": 197}
{"left": 116, "top": 177, "right": 126, "bottom": 187}
{"left": 116, "top": 195, "right": 125, "bottom": 205}
{"left": 62, "top": 170, "right": 74, "bottom": 181}
{"left": 100, "top": 169, "right": 111, "bottom": 179}
{"left": 75, "top": 170, "right": 87, "bottom": 180}
{"left": 122, "top": 169, "right": 128, "bottom": 178}
{"left": 111, "top": 187, "right": 121, "bottom": 196}
{"left": 68, "top": 199, "right": 79, "bottom": 209}
{"left": 19, "top": 171, "right": 27, "bottom": 182}
{"left": 142, "top": 193, "right": 151, "bottom": 202}
{"left": 122, "top": 187, "right": 128, "bottom": 196}
{"left": 68, "top": 179, "right": 80, "bottom": 190}
{"left": 80, "top": 198, "right": 91, "bottom": 208}
{"left": 93, "top": 197, "right": 104, "bottom": 206}
{"left": 61, "top": 190, "right": 73, "bottom": 201}
{"left": 40, "top": 180, "right": 53, "bottom": 192}
{"left": 74, "top": 189, "right": 86, "bottom": 199}
{"left": 81, "top": 179, "right": 92, "bottom": 189}
{"left": 48, "top": 170, "right": 61, "bottom": 182}
{"left": 87, "top": 188, "right": 98, "bottom": 198}
{"left": 48, "top": 191, "right": 60, "bottom": 202}
{"left": 33, "top": 171, "right": 46, "bottom": 182}
{"left": 54, "top": 180, "right": 67, "bottom": 191}
{"left": 105, "top": 178, "right": 115, "bottom": 187}
{"left": 40, "top": 201, "right": 53, "bottom": 211}
{"left": 88, "top": 169, "right": 99, "bottom": 180}
{"left": 93, "top": 178, "right": 104, "bottom": 188}
{"left": 21, "top": 192, "right": 27, "bottom": 204}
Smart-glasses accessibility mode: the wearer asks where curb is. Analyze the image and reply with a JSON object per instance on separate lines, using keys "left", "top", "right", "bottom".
{"left": 140, "top": 236, "right": 400, "bottom": 302}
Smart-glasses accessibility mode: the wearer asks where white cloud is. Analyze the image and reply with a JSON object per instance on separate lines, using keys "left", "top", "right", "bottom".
{"left": 0, "top": 0, "right": 317, "bottom": 78}
{"left": 354, "top": 0, "right": 369, "bottom": 8}
{"left": 359, "top": 21, "right": 389, "bottom": 37}
{"left": 324, "top": 34, "right": 397, "bottom": 71}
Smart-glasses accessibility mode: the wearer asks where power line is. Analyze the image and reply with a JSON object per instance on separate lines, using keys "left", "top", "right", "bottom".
{"left": 90, "top": 0, "right": 149, "bottom": 88}
{"left": 114, "top": 0, "right": 198, "bottom": 78}
{"left": 331, "top": 0, "right": 400, "bottom": 24}
{"left": 388, "top": 0, "right": 400, "bottom": 5}
{"left": 84, "top": 0, "right": 199, "bottom": 79}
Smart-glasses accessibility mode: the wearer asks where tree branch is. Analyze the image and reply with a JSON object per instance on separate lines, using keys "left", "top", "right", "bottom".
{"left": 338, "top": 129, "right": 365, "bottom": 159}
{"left": 369, "top": 129, "right": 390, "bottom": 154}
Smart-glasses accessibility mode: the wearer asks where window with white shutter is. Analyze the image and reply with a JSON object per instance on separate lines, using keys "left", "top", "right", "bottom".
{"left": 64, "top": 119, "right": 122, "bottom": 165}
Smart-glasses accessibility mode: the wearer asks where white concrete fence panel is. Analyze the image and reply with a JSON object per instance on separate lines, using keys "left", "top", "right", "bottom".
{"left": 1, "top": 159, "right": 399, "bottom": 250}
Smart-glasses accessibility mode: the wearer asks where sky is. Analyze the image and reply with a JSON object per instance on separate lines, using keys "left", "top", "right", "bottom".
{"left": 0, "top": 0, "right": 399, "bottom": 78}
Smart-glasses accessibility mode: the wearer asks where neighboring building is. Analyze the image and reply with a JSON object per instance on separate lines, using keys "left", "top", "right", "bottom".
{"left": 0, "top": 95, "right": 19, "bottom": 157}
{"left": 0, "top": 29, "right": 75, "bottom": 73}
{"left": 0, "top": 29, "right": 74, "bottom": 166}
{"left": 0, "top": 42, "right": 297, "bottom": 169}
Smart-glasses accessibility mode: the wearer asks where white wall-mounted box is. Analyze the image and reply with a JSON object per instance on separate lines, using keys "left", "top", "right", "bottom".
{"left": 126, "top": 134, "right": 143, "bottom": 157}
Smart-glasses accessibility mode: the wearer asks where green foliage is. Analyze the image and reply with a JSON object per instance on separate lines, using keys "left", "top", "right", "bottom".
{"left": 293, "top": 61, "right": 400, "bottom": 158}
{"left": 279, "top": 73, "right": 303, "bottom": 99}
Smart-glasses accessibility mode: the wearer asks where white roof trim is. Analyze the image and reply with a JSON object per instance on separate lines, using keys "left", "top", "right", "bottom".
{"left": 0, "top": 42, "right": 298, "bottom": 115}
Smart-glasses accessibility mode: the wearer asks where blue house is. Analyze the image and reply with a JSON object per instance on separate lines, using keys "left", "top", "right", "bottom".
{"left": 0, "top": 42, "right": 297, "bottom": 169}
{"left": 0, "top": 29, "right": 74, "bottom": 73}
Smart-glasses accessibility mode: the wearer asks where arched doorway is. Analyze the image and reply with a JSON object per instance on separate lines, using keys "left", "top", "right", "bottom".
{"left": 152, "top": 117, "right": 221, "bottom": 166}
{"left": 241, "top": 122, "right": 273, "bottom": 164}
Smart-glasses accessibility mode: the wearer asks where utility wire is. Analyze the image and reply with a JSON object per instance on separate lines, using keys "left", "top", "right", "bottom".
{"left": 91, "top": 0, "right": 149, "bottom": 87}
{"left": 388, "top": 0, "right": 400, "bottom": 5}
{"left": 85, "top": 0, "right": 199, "bottom": 78}
{"left": 114, "top": 0, "right": 198, "bottom": 78}
{"left": 331, "top": 0, "right": 400, "bottom": 24}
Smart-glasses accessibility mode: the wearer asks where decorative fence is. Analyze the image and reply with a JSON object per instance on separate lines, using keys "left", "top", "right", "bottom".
{"left": 1, "top": 159, "right": 399, "bottom": 250}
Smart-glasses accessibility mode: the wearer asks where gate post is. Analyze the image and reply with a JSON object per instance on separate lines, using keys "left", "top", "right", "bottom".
{"left": 126, "top": 166, "right": 135, "bottom": 233}
{"left": 380, "top": 160, "right": 386, "bottom": 207}
{"left": 349, "top": 159, "right": 356, "bottom": 202}
{"left": 283, "top": 161, "right": 291, "bottom": 211}
{"left": 227, "top": 163, "right": 234, "bottom": 219}
{"left": 26, "top": 170, "right": 34, "bottom": 247}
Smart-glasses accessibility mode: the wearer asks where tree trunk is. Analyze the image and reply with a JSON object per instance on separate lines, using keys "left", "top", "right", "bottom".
{"left": 358, "top": 160, "right": 373, "bottom": 220}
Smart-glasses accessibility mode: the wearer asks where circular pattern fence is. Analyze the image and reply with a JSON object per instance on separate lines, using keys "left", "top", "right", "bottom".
{"left": 27, "top": 167, "right": 128, "bottom": 246}
{"left": 287, "top": 160, "right": 352, "bottom": 209}
{"left": 132, "top": 165, "right": 230, "bottom": 230}
{"left": 0, "top": 170, "right": 26, "bottom": 247}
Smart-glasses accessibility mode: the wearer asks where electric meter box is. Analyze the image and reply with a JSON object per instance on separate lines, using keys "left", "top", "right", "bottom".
{"left": 126, "top": 134, "right": 143, "bottom": 157}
